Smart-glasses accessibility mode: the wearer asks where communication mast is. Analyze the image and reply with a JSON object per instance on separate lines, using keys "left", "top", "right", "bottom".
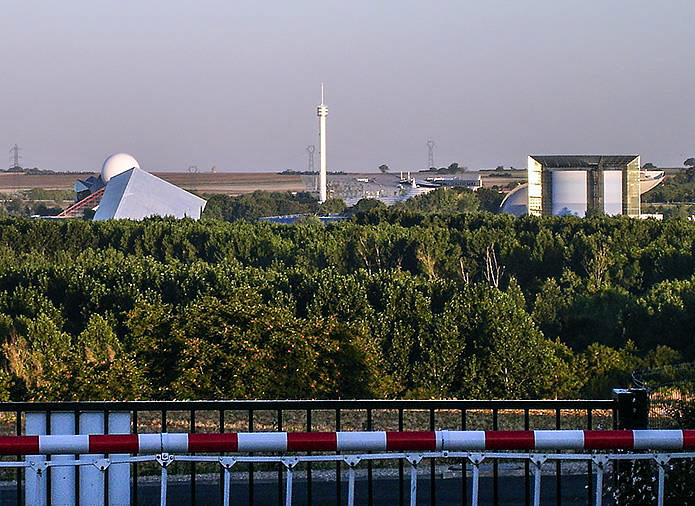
{"left": 9, "top": 144, "right": 21, "bottom": 169}
{"left": 426, "top": 139, "right": 435, "bottom": 169}
{"left": 317, "top": 84, "right": 328, "bottom": 203}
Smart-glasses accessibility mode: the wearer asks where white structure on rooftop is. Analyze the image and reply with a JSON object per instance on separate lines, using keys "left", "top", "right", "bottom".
{"left": 101, "top": 153, "right": 141, "bottom": 183}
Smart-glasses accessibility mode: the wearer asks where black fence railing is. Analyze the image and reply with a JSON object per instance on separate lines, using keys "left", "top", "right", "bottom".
{"left": 0, "top": 399, "right": 623, "bottom": 506}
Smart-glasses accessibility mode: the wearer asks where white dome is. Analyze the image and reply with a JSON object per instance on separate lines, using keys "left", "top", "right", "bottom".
{"left": 101, "top": 153, "right": 140, "bottom": 182}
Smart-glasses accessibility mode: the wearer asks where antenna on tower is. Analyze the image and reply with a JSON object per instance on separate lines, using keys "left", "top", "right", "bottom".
{"left": 426, "top": 139, "right": 435, "bottom": 170}
{"left": 9, "top": 144, "right": 21, "bottom": 169}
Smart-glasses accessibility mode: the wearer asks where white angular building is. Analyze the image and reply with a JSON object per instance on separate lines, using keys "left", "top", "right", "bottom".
{"left": 58, "top": 153, "right": 206, "bottom": 220}
{"left": 93, "top": 167, "right": 206, "bottom": 221}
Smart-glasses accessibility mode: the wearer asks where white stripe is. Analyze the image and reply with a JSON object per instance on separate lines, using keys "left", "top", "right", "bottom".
{"left": 433, "top": 432, "right": 444, "bottom": 450}
{"left": 534, "top": 430, "right": 584, "bottom": 450}
{"left": 237, "top": 432, "right": 287, "bottom": 452}
{"left": 336, "top": 432, "right": 387, "bottom": 451}
{"left": 138, "top": 434, "right": 162, "bottom": 453}
{"left": 162, "top": 433, "right": 189, "bottom": 453}
{"left": 440, "top": 431, "right": 485, "bottom": 451}
{"left": 633, "top": 430, "right": 683, "bottom": 450}
{"left": 39, "top": 435, "right": 90, "bottom": 454}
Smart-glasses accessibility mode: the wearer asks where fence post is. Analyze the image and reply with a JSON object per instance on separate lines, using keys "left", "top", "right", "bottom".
{"left": 612, "top": 388, "right": 649, "bottom": 429}
{"left": 612, "top": 388, "right": 650, "bottom": 502}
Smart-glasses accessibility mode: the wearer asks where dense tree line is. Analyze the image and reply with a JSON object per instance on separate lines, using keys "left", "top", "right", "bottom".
{"left": 643, "top": 167, "right": 695, "bottom": 204}
{"left": 0, "top": 211, "right": 693, "bottom": 401}
{"left": 202, "top": 187, "right": 505, "bottom": 222}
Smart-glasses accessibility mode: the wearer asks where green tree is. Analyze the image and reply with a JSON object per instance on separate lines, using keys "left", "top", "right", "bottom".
{"left": 318, "top": 198, "right": 347, "bottom": 215}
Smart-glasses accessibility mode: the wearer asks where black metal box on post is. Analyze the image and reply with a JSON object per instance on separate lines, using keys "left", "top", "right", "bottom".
{"left": 612, "top": 388, "right": 649, "bottom": 429}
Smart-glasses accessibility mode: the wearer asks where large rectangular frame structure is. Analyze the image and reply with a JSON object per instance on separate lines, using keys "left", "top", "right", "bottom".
{"left": 527, "top": 155, "right": 640, "bottom": 218}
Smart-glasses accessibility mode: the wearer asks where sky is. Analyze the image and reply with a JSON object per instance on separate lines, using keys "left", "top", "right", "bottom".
{"left": 1, "top": 0, "right": 694, "bottom": 172}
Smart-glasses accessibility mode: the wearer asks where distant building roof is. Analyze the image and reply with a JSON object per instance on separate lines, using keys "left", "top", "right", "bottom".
{"left": 530, "top": 155, "right": 639, "bottom": 168}
{"left": 93, "top": 167, "right": 206, "bottom": 221}
{"left": 258, "top": 214, "right": 348, "bottom": 224}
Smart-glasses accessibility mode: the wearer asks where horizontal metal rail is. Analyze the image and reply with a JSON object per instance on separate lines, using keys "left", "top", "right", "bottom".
{"left": 4, "top": 429, "right": 695, "bottom": 454}
{"left": 0, "top": 399, "right": 617, "bottom": 412}
{"left": 15, "top": 451, "right": 692, "bottom": 506}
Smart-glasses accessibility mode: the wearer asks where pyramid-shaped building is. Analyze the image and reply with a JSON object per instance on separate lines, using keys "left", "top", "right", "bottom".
{"left": 93, "top": 167, "right": 206, "bottom": 221}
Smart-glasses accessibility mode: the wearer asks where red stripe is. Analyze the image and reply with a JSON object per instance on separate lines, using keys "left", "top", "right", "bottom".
{"left": 386, "top": 431, "right": 436, "bottom": 451}
{"left": 0, "top": 436, "right": 39, "bottom": 455}
{"left": 583, "top": 430, "right": 634, "bottom": 450}
{"left": 89, "top": 435, "right": 139, "bottom": 454}
{"left": 188, "top": 433, "right": 238, "bottom": 452}
{"left": 485, "top": 431, "right": 535, "bottom": 450}
{"left": 287, "top": 432, "right": 337, "bottom": 451}
{"left": 683, "top": 430, "right": 695, "bottom": 449}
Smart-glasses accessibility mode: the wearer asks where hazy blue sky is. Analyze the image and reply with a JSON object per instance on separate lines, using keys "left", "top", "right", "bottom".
{"left": 2, "top": 0, "right": 694, "bottom": 172}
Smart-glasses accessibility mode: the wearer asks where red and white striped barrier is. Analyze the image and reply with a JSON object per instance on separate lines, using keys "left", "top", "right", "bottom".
{"left": 4, "top": 430, "right": 695, "bottom": 455}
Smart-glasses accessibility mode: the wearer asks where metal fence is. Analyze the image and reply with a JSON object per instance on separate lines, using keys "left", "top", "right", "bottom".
{"left": 9, "top": 450, "right": 695, "bottom": 506}
{"left": 0, "top": 399, "right": 621, "bottom": 506}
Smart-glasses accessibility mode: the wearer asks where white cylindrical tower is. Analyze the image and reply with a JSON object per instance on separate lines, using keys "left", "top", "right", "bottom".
{"left": 317, "top": 84, "right": 328, "bottom": 203}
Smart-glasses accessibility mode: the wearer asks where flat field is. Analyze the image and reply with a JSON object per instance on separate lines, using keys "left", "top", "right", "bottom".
{"left": 0, "top": 172, "right": 305, "bottom": 196}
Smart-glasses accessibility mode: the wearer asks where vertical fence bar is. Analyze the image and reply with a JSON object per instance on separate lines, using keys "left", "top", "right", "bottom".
{"left": 429, "top": 408, "right": 435, "bottom": 505}
{"left": 51, "top": 411, "right": 76, "bottom": 506}
{"left": 587, "top": 408, "right": 593, "bottom": 505}
{"left": 409, "top": 462, "right": 418, "bottom": 506}
{"left": 160, "top": 410, "right": 167, "bottom": 506}
{"left": 278, "top": 409, "right": 284, "bottom": 506}
{"left": 133, "top": 410, "right": 138, "bottom": 506}
{"left": 657, "top": 463, "right": 665, "bottom": 506}
{"left": 25, "top": 412, "right": 47, "bottom": 506}
{"left": 159, "top": 464, "right": 168, "bottom": 506}
{"left": 249, "top": 409, "right": 254, "bottom": 506}
{"left": 223, "top": 467, "right": 231, "bottom": 506}
{"left": 285, "top": 466, "right": 293, "bottom": 506}
{"left": 595, "top": 461, "right": 603, "bottom": 506}
{"left": 555, "top": 408, "right": 561, "bottom": 506}
{"left": 219, "top": 410, "right": 225, "bottom": 506}
{"left": 15, "top": 409, "right": 21, "bottom": 506}
{"left": 612, "top": 405, "right": 618, "bottom": 492}
{"left": 103, "top": 410, "right": 109, "bottom": 506}
{"left": 190, "top": 409, "right": 196, "bottom": 506}
{"left": 461, "top": 409, "right": 467, "bottom": 506}
{"left": 399, "top": 408, "right": 404, "bottom": 506}
{"left": 307, "top": 409, "right": 312, "bottom": 505}
{"left": 492, "top": 408, "right": 499, "bottom": 506}
{"left": 532, "top": 461, "right": 541, "bottom": 506}
{"left": 78, "top": 412, "right": 105, "bottom": 506}
{"left": 524, "top": 409, "right": 530, "bottom": 506}
{"left": 367, "top": 408, "right": 373, "bottom": 506}
{"left": 471, "top": 463, "right": 480, "bottom": 506}
{"left": 347, "top": 465, "right": 356, "bottom": 506}
{"left": 336, "top": 408, "right": 341, "bottom": 506}
{"left": 108, "top": 412, "right": 131, "bottom": 506}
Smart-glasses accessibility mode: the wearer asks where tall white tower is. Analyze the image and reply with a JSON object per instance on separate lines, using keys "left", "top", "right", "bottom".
{"left": 317, "top": 84, "right": 328, "bottom": 203}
